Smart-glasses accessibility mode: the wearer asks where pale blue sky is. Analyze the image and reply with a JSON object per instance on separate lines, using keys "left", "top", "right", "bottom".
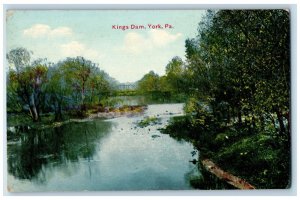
{"left": 6, "top": 10, "right": 205, "bottom": 82}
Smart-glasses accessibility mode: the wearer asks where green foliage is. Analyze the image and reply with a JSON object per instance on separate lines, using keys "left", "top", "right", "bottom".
{"left": 7, "top": 49, "right": 118, "bottom": 122}
{"left": 183, "top": 10, "right": 290, "bottom": 135}
{"left": 137, "top": 71, "right": 160, "bottom": 93}
{"left": 137, "top": 116, "right": 160, "bottom": 128}
{"left": 52, "top": 57, "right": 117, "bottom": 118}
{"left": 163, "top": 10, "right": 290, "bottom": 189}
{"left": 165, "top": 56, "right": 186, "bottom": 92}
{"left": 100, "top": 97, "right": 121, "bottom": 108}
{"left": 7, "top": 47, "right": 32, "bottom": 71}
{"left": 7, "top": 49, "right": 48, "bottom": 121}
{"left": 115, "top": 90, "right": 138, "bottom": 96}
{"left": 136, "top": 57, "right": 187, "bottom": 99}
{"left": 214, "top": 133, "right": 290, "bottom": 189}
{"left": 160, "top": 116, "right": 194, "bottom": 140}
{"left": 6, "top": 10, "right": 291, "bottom": 189}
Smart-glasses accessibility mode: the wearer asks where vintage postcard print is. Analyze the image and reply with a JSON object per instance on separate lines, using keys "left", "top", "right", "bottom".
{"left": 6, "top": 10, "right": 290, "bottom": 192}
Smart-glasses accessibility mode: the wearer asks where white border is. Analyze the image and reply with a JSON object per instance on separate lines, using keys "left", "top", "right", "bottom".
{"left": 1, "top": 1, "right": 299, "bottom": 199}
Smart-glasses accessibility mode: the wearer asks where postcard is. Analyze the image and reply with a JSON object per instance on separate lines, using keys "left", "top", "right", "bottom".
{"left": 6, "top": 9, "right": 291, "bottom": 192}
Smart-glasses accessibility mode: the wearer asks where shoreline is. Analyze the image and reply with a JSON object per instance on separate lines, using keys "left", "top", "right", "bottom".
{"left": 7, "top": 105, "right": 147, "bottom": 131}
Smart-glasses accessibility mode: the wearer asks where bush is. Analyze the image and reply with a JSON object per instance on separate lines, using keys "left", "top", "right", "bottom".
{"left": 213, "top": 133, "right": 290, "bottom": 189}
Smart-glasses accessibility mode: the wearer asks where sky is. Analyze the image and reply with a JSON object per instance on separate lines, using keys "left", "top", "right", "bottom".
{"left": 6, "top": 10, "right": 205, "bottom": 83}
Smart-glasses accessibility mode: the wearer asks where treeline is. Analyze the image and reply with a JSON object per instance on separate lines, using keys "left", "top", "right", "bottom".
{"left": 138, "top": 9, "right": 290, "bottom": 137}
{"left": 136, "top": 56, "right": 186, "bottom": 100}
{"left": 7, "top": 48, "right": 118, "bottom": 122}
{"left": 186, "top": 10, "right": 290, "bottom": 135}
{"left": 162, "top": 10, "right": 290, "bottom": 188}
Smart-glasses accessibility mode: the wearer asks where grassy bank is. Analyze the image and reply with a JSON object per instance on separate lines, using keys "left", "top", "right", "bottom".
{"left": 161, "top": 115, "right": 291, "bottom": 189}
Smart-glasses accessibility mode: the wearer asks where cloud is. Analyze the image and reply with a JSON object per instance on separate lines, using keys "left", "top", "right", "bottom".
{"left": 149, "top": 29, "right": 182, "bottom": 47}
{"left": 23, "top": 24, "right": 73, "bottom": 38}
{"left": 23, "top": 24, "right": 50, "bottom": 37}
{"left": 49, "top": 27, "right": 73, "bottom": 37}
{"left": 121, "top": 30, "right": 182, "bottom": 54}
{"left": 122, "top": 32, "right": 151, "bottom": 54}
{"left": 60, "top": 41, "right": 104, "bottom": 61}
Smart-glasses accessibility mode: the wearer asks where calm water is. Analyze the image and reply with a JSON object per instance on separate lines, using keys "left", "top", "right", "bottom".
{"left": 7, "top": 103, "right": 201, "bottom": 192}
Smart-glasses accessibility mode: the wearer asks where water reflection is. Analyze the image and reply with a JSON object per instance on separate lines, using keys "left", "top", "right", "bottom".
{"left": 184, "top": 157, "right": 235, "bottom": 190}
{"left": 7, "top": 120, "right": 113, "bottom": 182}
{"left": 7, "top": 103, "right": 203, "bottom": 191}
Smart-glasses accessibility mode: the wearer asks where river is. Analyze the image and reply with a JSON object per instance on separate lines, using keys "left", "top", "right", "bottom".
{"left": 7, "top": 100, "right": 202, "bottom": 192}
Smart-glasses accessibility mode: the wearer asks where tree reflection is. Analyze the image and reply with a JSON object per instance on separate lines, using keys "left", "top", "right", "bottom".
{"left": 7, "top": 120, "right": 112, "bottom": 181}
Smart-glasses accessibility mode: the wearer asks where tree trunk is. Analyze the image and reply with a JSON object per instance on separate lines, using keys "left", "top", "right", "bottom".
{"left": 275, "top": 108, "right": 286, "bottom": 135}
{"left": 54, "top": 101, "right": 63, "bottom": 121}
{"left": 81, "top": 82, "right": 85, "bottom": 106}
{"left": 29, "top": 105, "right": 39, "bottom": 122}
{"left": 202, "top": 159, "right": 255, "bottom": 189}
{"left": 284, "top": 111, "right": 290, "bottom": 134}
{"left": 29, "top": 93, "right": 40, "bottom": 122}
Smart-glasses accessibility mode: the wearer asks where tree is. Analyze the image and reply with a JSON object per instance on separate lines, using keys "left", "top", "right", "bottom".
{"left": 86, "top": 68, "right": 114, "bottom": 104}
{"left": 165, "top": 56, "right": 185, "bottom": 93}
{"left": 60, "top": 57, "right": 97, "bottom": 109}
{"left": 184, "top": 10, "right": 290, "bottom": 134}
{"left": 7, "top": 47, "right": 32, "bottom": 72}
{"left": 45, "top": 64, "right": 71, "bottom": 121}
{"left": 7, "top": 48, "right": 48, "bottom": 122}
{"left": 137, "top": 71, "right": 160, "bottom": 94}
{"left": 51, "top": 56, "right": 115, "bottom": 117}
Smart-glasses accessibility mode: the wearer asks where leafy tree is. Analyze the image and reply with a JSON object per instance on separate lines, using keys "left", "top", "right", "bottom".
{"left": 59, "top": 57, "right": 97, "bottom": 109}
{"left": 137, "top": 71, "right": 160, "bottom": 94}
{"left": 45, "top": 57, "right": 115, "bottom": 118}
{"left": 165, "top": 56, "right": 185, "bottom": 93}
{"left": 45, "top": 64, "right": 71, "bottom": 121}
{"left": 86, "top": 68, "right": 114, "bottom": 104}
{"left": 7, "top": 48, "right": 48, "bottom": 121}
{"left": 7, "top": 47, "right": 32, "bottom": 72}
{"left": 163, "top": 10, "right": 290, "bottom": 189}
{"left": 184, "top": 10, "right": 290, "bottom": 134}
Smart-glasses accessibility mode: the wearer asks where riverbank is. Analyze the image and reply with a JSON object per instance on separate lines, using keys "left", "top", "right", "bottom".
{"left": 201, "top": 159, "right": 255, "bottom": 189}
{"left": 88, "top": 105, "right": 146, "bottom": 119}
{"left": 7, "top": 105, "right": 147, "bottom": 131}
{"left": 161, "top": 115, "right": 291, "bottom": 189}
